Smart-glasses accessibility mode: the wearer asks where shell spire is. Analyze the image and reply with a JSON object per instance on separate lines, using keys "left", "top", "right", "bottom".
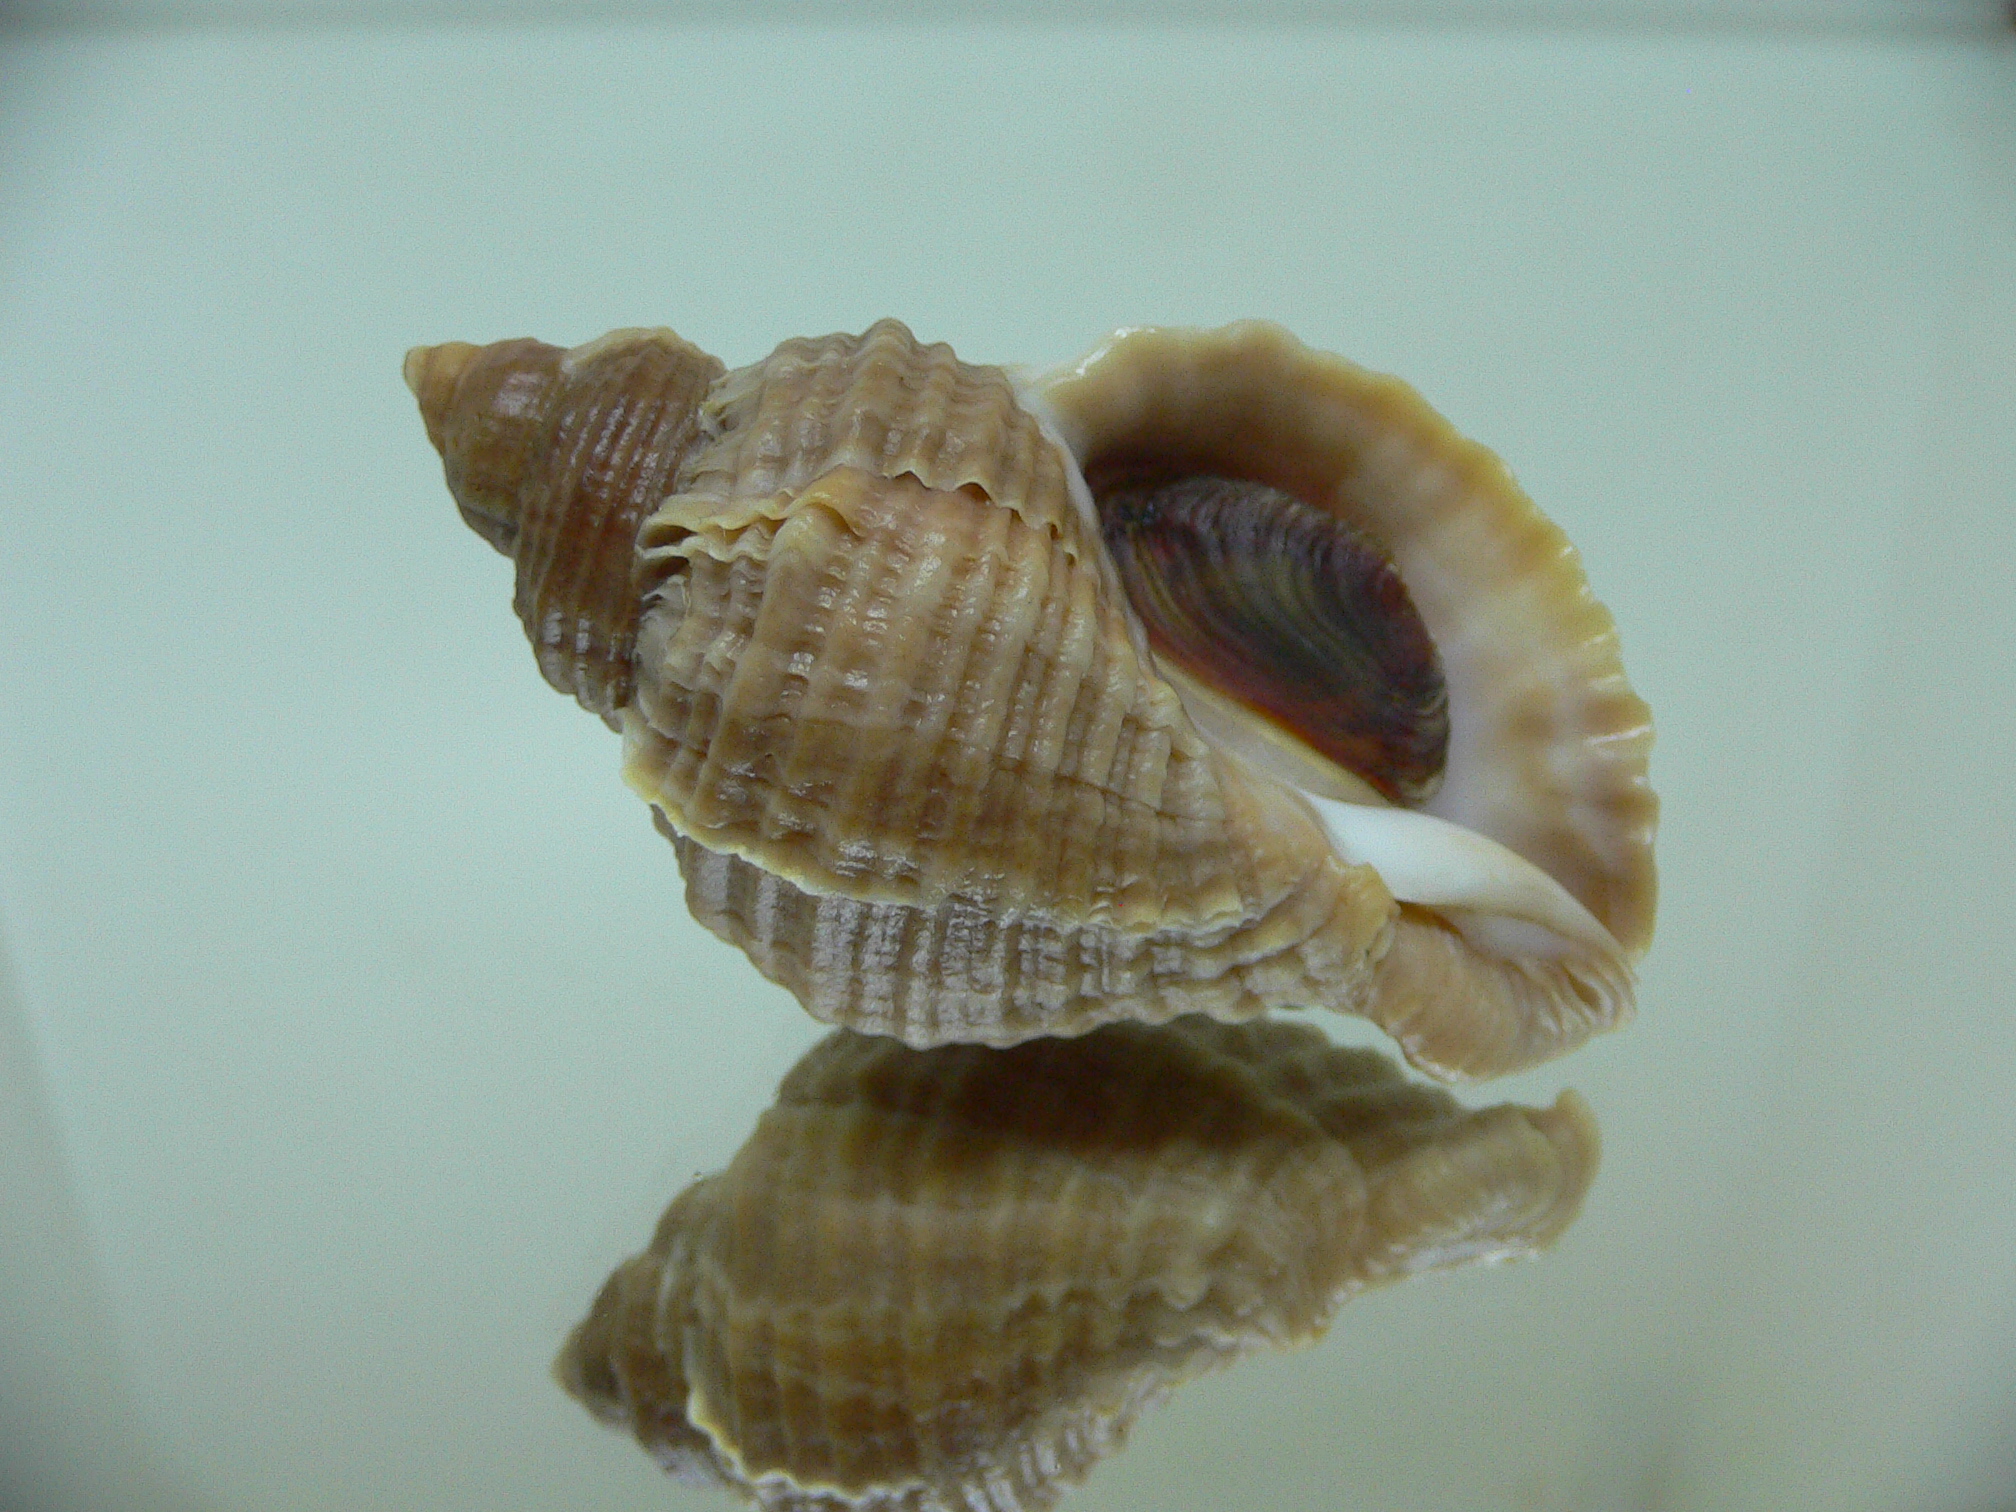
{"left": 407, "top": 329, "right": 725, "bottom": 723}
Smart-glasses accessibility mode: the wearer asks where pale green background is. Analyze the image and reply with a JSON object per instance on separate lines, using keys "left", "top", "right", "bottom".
{"left": 2, "top": 6, "right": 2013, "bottom": 1511}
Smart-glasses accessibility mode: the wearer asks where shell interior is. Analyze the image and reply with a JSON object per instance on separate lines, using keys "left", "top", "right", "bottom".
{"left": 1093, "top": 466, "right": 1449, "bottom": 805}
{"left": 1028, "top": 322, "right": 1658, "bottom": 1078}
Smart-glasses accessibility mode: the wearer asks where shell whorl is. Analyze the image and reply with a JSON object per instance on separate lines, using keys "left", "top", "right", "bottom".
{"left": 617, "top": 320, "right": 1396, "bottom": 1048}
{"left": 406, "top": 329, "right": 724, "bottom": 723}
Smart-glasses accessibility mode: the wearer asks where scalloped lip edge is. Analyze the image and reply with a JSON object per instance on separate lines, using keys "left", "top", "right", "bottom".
{"left": 1022, "top": 321, "right": 1657, "bottom": 962}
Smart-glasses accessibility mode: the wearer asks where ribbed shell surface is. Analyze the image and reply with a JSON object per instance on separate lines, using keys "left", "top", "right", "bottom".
{"left": 622, "top": 322, "right": 1392, "bottom": 1046}
{"left": 408, "top": 318, "right": 1657, "bottom": 1074}
{"left": 556, "top": 1016, "right": 1601, "bottom": 1512}
{"left": 411, "top": 329, "right": 725, "bottom": 723}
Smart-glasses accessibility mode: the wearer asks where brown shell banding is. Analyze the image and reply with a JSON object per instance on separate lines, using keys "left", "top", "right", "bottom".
{"left": 556, "top": 1016, "right": 1601, "bottom": 1512}
{"left": 1031, "top": 321, "right": 1657, "bottom": 959}
{"left": 634, "top": 462, "right": 1258, "bottom": 926}
{"left": 645, "top": 320, "right": 1088, "bottom": 576}
{"left": 409, "top": 318, "right": 1655, "bottom": 1079}
{"left": 406, "top": 328, "right": 724, "bottom": 723}
{"left": 666, "top": 825, "right": 1391, "bottom": 1049}
{"left": 621, "top": 321, "right": 1397, "bottom": 1046}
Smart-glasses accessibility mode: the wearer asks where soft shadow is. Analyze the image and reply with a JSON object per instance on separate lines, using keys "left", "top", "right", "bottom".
{"left": 0, "top": 926, "right": 214, "bottom": 1512}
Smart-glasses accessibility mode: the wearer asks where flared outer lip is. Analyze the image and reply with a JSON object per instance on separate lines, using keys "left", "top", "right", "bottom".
{"left": 1025, "top": 320, "right": 1658, "bottom": 961}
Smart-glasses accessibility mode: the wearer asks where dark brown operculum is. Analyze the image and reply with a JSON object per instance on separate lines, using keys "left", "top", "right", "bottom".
{"left": 405, "top": 331, "right": 725, "bottom": 725}
{"left": 1095, "top": 469, "right": 1449, "bottom": 805}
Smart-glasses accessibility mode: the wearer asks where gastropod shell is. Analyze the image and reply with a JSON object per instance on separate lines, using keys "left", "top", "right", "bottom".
{"left": 406, "top": 319, "right": 1655, "bottom": 1078}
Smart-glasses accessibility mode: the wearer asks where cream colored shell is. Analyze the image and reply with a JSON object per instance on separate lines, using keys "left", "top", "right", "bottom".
{"left": 406, "top": 318, "right": 1657, "bottom": 1077}
{"left": 556, "top": 1015, "right": 1600, "bottom": 1512}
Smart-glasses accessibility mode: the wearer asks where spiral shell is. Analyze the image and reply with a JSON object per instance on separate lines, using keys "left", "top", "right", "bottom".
{"left": 406, "top": 318, "right": 1655, "bottom": 1077}
{"left": 556, "top": 1015, "right": 1600, "bottom": 1512}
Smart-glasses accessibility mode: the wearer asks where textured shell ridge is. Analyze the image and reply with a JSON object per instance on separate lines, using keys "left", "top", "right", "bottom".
{"left": 621, "top": 515, "right": 1262, "bottom": 925}
{"left": 619, "top": 324, "right": 1374, "bottom": 995}
{"left": 661, "top": 320, "right": 1085, "bottom": 571}
{"left": 666, "top": 831, "right": 1391, "bottom": 1050}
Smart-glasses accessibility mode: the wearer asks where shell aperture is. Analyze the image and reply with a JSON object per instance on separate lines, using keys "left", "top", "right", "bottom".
{"left": 556, "top": 1015, "right": 1600, "bottom": 1512}
{"left": 1031, "top": 321, "right": 1658, "bottom": 1078}
{"left": 1095, "top": 469, "right": 1448, "bottom": 806}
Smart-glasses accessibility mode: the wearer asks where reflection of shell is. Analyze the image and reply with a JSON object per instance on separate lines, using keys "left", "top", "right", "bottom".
{"left": 407, "top": 318, "right": 1656, "bottom": 1077}
{"left": 556, "top": 1015, "right": 1600, "bottom": 1512}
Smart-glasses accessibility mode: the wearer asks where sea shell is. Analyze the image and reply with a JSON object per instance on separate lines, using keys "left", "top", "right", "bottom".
{"left": 556, "top": 1014, "right": 1600, "bottom": 1512}
{"left": 406, "top": 319, "right": 1655, "bottom": 1077}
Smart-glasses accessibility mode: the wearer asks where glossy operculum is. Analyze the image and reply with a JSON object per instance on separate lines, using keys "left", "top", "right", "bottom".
{"left": 1094, "top": 467, "right": 1448, "bottom": 806}
{"left": 405, "top": 329, "right": 724, "bottom": 723}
